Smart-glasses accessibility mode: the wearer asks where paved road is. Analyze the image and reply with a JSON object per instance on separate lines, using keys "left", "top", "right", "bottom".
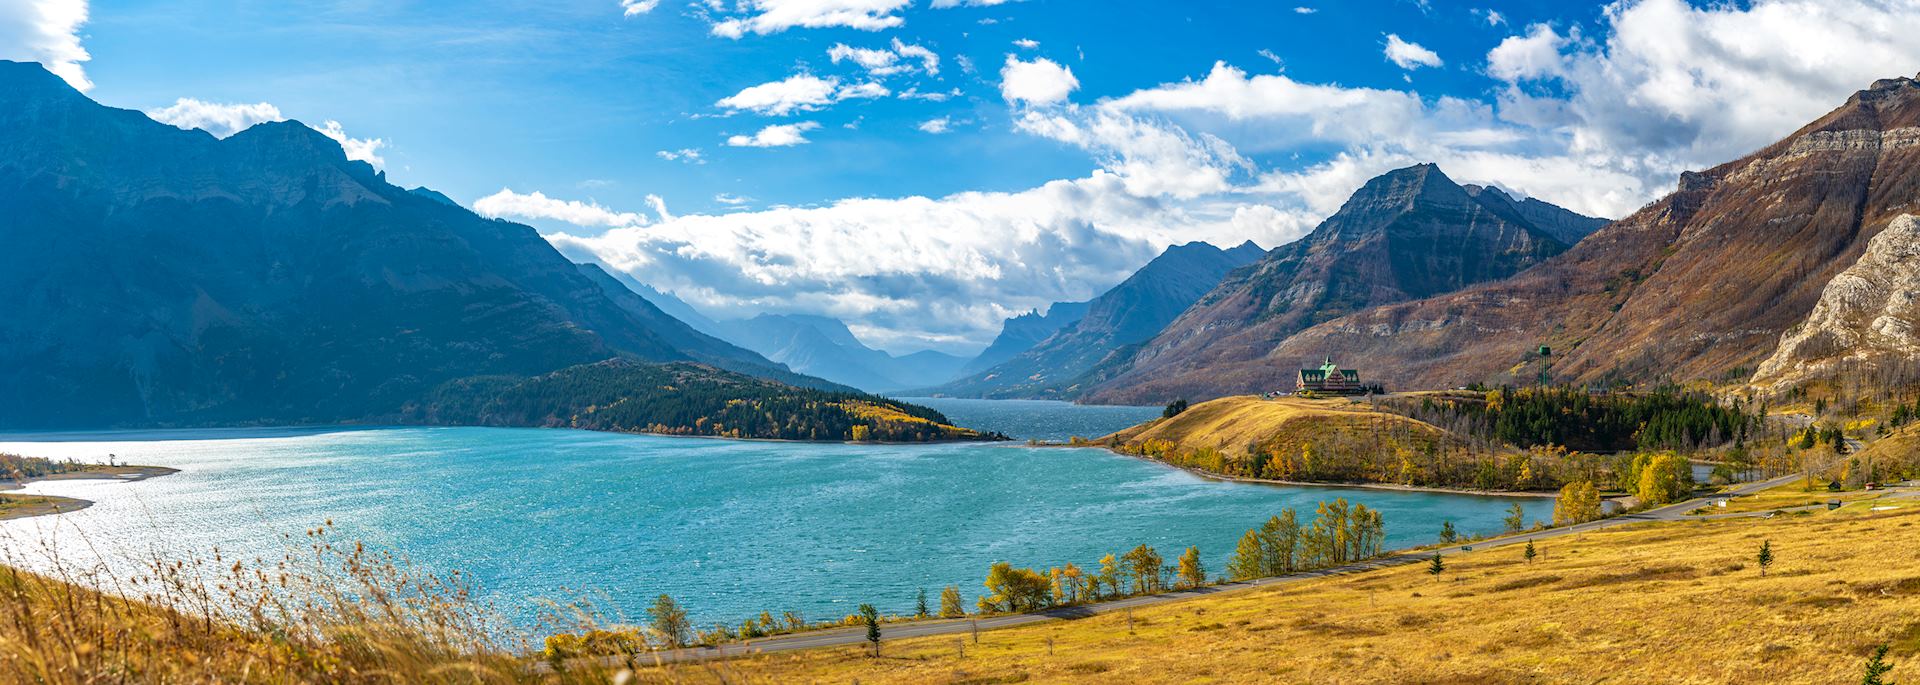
{"left": 592, "top": 472, "right": 1812, "bottom": 667}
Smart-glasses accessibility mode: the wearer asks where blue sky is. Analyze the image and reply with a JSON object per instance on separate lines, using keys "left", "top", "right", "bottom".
{"left": 6, "top": 0, "right": 1919, "bottom": 354}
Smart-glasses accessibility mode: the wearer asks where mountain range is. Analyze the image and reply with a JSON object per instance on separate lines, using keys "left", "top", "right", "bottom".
{"left": 925, "top": 240, "right": 1266, "bottom": 399}
{"left": 0, "top": 60, "right": 864, "bottom": 431}
{"left": 1079, "top": 164, "right": 1607, "bottom": 404}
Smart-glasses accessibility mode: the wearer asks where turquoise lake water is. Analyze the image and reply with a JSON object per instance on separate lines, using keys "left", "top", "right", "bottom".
{"left": 0, "top": 399, "right": 1551, "bottom": 631}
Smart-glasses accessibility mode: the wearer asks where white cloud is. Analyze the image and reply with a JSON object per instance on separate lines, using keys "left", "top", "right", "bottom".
{"left": 657, "top": 148, "right": 706, "bottom": 164}
{"left": 474, "top": 189, "right": 647, "bottom": 228}
{"left": 1292, "top": 6, "right": 1316, "bottom": 14}
{"left": 620, "top": 0, "right": 660, "bottom": 16}
{"left": 1017, "top": 107, "right": 1251, "bottom": 200}
{"left": 532, "top": 171, "right": 1277, "bottom": 353}
{"left": 918, "top": 116, "right": 951, "bottom": 133}
{"left": 828, "top": 38, "right": 938, "bottom": 77}
{"left": 0, "top": 0, "right": 92, "bottom": 91}
{"left": 726, "top": 121, "right": 821, "bottom": 147}
{"left": 715, "top": 74, "right": 840, "bottom": 115}
{"left": 146, "top": 98, "right": 285, "bottom": 138}
{"left": 1383, "top": 34, "right": 1443, "bottom": 70}
{"left": 1486, "top": 23, "right": 1567, "bottom": 82}
{"left": 1000, "top": 55, "right": 1079, "bottom": 106}
{"left": 1013, "top": 38, "right": 1039, "bottom": 49}
{"left": 930, "top": 0, "right": 1019, "bottom": 6}
{"left": 1257, "top": 49, "right": 1283, "bottom": 67}
{"left": 315, "top": 120, "right": 387, "bottom": 168}
{"left": 714, "top": 193, "right": 754, "bottom": 205}
{"left": 1489, "top": 0, "right": 1920, "bottom": 192}
{"left": 1474, "top": 8, "right": 1506, "bottom": 26}
{"left": 837, "top": 81, "right": 890, "bottom": 99}
{"left": 709, "top": 0, "right": 911, "bottom": 38}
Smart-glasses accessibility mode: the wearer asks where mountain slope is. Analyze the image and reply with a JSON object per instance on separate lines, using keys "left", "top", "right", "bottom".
{"left": 0, "top": 60, "right": 812, "bottom": 428}
{"left": 1083, "top": 164, "right": 1605, "bottom": 404}
{"left": 957, "top": 301, "right": 1092, "bottom": 377}
{"left": 1250, "top": 74, "right": 1920, "bottom": 393}
{"left": 715, "top": 314, "right": 967, "bottom": 392}
{"left": 927, "top": 240, "right": 1265, "bottom": 399}
{"left": 1751, "top": 213, "right": 1920, "bottom": 390}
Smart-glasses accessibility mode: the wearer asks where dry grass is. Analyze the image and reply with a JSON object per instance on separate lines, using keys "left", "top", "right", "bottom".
{"left": 1099, "top": 395, "right": 1454, "bottom": 459}
{"left": 1701, "top": 481, "right": 1889, "bottom": 515}
{"left": 643, "top": 507, "right": 1920, "bottom": 684}
{"left": 0, "top": 523, "right": 705, "bottom": 684}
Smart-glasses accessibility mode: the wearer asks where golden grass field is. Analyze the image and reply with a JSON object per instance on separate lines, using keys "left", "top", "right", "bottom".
{"left": 1099, "top": 395, "right": 1457, "bottom": 459}
{"left": 641, "top": 505, "right": 1919, "bottom": 684}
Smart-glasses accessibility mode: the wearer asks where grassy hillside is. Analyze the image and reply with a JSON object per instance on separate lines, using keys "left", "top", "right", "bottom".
{"left": 1098, "top": 396, "right": 1600, "bottom": 492}
{"left": 642, "top": 506, "right": 1920, "bottom": 684}
{"left": 403, "top": 359, "right": 997, "bottom": 442}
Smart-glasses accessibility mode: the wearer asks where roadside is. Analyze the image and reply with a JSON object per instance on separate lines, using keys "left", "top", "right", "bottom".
{"left": 606, "top": 471, "right": 1805, "bottom": 666}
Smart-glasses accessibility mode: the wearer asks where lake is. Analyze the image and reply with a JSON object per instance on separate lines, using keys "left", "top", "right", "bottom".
{"left": 0, "top": 399, "right": 1551, "bottom": 631}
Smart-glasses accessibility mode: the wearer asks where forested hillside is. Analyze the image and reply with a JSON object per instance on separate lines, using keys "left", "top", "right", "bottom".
{"left": 404, "top": 360, "right": 999, "bottom": 442}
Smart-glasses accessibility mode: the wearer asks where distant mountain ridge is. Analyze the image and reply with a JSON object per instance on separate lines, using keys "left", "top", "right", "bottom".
{"left": 958, "top": 301, "right": 1091, "bottom": 377}
{"left": 925, "top": 240, "right": 1265, "bottom": 399}
{"left": 1148, "top": 73, "right": 1920, "bottom": 397}
{"left": 710, "top": 314, "right": 967, "bottom": 392}
{"left": 0, "top": 60, "right": 837, "bottom": 429}
{"left": 1082, "top": 163, "right": 1608, "bottom": 404}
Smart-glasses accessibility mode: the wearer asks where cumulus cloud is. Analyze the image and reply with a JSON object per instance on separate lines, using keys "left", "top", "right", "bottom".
{"left": 474, "top": 189, "right": 648, "bottom": 228}
{"left": 0, "top": 0, "right": 92, "bottom": 91}
{"left": 146, "top": 98, "right": 285, "bottom": 138}
{"left": 709, "top": 0, "right": 911, "bottom": 38}
{"left": 1488, "top": 0, "right": 1920, "bottom": 177}
{"left": 1000, "top": 55, "right": 1079, "bottom": 106}
{"left": 1292, "top": 6, "right": 1316, "bottom": 14}
{"left": 715, "top": 74, "right": 841, "bottom": 115}
{"left": 726, "top": 121, "right": 821, "bottom": 147}
{"left": 918, "top": 117, "right": 952, "bottom": 134}
{"left": 619, "top": 0, "right": 659, "bottom": 16}
{"left": 828, "top": 38, "right": 940, "bottom": 77}
{"left": 1383, "top": 34, "right": 1443, "bottom": 70}
{"left": 1013, "top": 38, "right": 1039, "bottom": 49}
{"left": 316, "top": 120, "right": 387, "bottom": 168}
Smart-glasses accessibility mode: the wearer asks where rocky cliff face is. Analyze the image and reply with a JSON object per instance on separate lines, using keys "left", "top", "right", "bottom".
{"left": 0, "top": 60, "right": 802, "bottom": 428}
{"left": 926, "top": 240, "right": 1265, "bottom": 399}
{"left": 1752, "top": 214, "right": 1920, "bottom": 390}
{"left": 1229, "top": 74, "right": 1920, "bottom": 395}
{"left": 1081, "top": 164, "right": 1604, "bottom": 404}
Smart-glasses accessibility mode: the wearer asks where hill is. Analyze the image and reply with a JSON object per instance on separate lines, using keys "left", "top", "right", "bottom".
{"left": 926, "top": 240, "right": 1264, "bottom": 399}
{"left": 1090, "top": 395, "right": 1586, "bottom": 492}
{"left": 1241, "top": 74, "right": 1920, "bottom": 394}
{"left": 0, "top": 60, "right": 818, "bottom": 429}
{"left": 1083, "top": 164, "right": 1606, "bottom": 405}
{"left": 402, "top": 359, "right": 993, "bottom": 442}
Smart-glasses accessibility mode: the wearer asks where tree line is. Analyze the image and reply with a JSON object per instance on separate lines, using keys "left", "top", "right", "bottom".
{"left": 404, "top": 359, "right": 1003, "bottom": 442}
{"left": 1381, "top": 386, "right": 1759, "bottom": 453}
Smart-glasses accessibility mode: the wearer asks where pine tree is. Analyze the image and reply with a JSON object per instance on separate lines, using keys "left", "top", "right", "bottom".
{"left": 1523, "top": 539, "right": 1537, "bottom": 564}
{"left": 1758, "top": 540, "right": 1774, "bottom": 577}
{"left": 1427, "top": 552, "right": 1445, "bottom": 578}
{"left": 938, "top": 585, "right": 965, "bottom": 618}
{"left": 915, "top": 588, "right": 929, "bottom": 618}
{"left": 1863, "top": 643, "right": 1895, "bottom": 685}
{"left": 858, "top": 603, "right": 881, "bottom": 657}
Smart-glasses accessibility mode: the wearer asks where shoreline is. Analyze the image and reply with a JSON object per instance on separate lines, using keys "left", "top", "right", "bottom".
{"left": 1107, "top": 448, "right": 1559, "bottom": 498}
{"left": 0, "top": 466, "right": 179, "bottom": 521}
{"left": 1, "top": 421, "right": 1001, "bottom": 447}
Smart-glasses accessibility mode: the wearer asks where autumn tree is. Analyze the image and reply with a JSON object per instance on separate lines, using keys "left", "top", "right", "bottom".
{"left": 1439, "top": 520, "right": 1458, "bottom": 544}
{"left": 1504, "top": 502, "right": 1526, "bottom": 533}
{"left": 938, "top": 586, "right": 965, "bottom": 618}
{"left": 1121, "top": 545, "right": 1163, "bottom": 595}
{"left": 1261, "top": 511, "right": 1301, "bottom": 575}
{"left": 1554, "top": 480, "right": 1602, "bottom": 525}
{"left": 982, "top": 562, "right": 1053, "bottom": 612}
{"left": 647, "top": 594, "right": 692, "bottom": 649}
{"left": 1228, "top": 528, "right": 1265, "bottom": 581}
{"left": 1097, "top": 553, "right": 1122, "bottom": 599}
{"left": 1176, "top": 546, "right": 1207, "bottom": 589}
